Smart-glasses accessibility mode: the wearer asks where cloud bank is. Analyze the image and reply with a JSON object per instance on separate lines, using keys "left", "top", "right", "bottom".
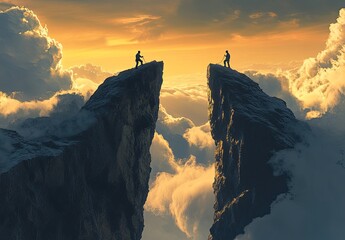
{"left": 160, "top": 85, "right": 209, "bottom": 125}
{"left": 234, "top": 9, "right": 345, "bottom": 240}
{"left": 70, "top": 64, "right": 112, "bottom": 84}
{"left": 0, "top": 6, "right": 72, "bottom": 101}
{"left": 235, "top": 124, "right": 345, "bottom": 240}
{"left": 248, "top": 8, "right": 345, "bottom": 120}
{"left": 7, "top": 0, "right": 344, "bottom": 40}
{"left": 288, "top": 8, "right": 345, "bottom": 118}
{"left": 146, "top": 143, "right": 214, "bottom": 239}
{"left": 0, "top": 7, "right": 106, "bottom": 129}
{"left": 145, "top": 105, "right": 215, "bottom": 240}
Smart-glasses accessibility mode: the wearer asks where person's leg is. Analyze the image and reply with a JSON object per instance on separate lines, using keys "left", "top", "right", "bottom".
{"left": 140, "top": 59, "right": 143, "bottom": 66}
{"left": 226, "top": 60, "right": 230, "bottom": 68}
{"left": 224, "top": 59, "right": 226, "bottom": 67}
{"left": 135, "top": 60, "right": 139, "bottom": 69}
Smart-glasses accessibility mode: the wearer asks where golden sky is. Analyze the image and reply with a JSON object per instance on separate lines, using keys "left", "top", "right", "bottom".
{"left": 1, "top": 3, "right": 345, "bottom": 239}
{"left": 1, "top": 0, "right": 342, "bottom": 82}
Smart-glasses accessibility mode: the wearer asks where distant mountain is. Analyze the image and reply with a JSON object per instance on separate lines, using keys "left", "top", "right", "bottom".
{"left": 0, "top": 61, "right": 163, "bottom": 240}
{"left": 207, "top": 64, "right": 306, "bottom": 240}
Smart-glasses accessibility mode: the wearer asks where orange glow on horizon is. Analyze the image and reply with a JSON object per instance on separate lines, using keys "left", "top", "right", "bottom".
{"left": 5, "top": 1, "right": 331, "bottom": 85}
{"left": 55, "top": 25, "right": 329, "bottom": 86}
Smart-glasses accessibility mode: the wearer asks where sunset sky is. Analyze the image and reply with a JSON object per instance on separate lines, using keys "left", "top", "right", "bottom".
{"left": 1, "top": 1, "right": 345, "bottom": 239}
{"left": 1, "top": 0, "right": 343, "bottom": 82}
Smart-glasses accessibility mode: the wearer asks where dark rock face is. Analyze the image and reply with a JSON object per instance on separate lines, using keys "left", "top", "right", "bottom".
{"left": 0, "top": 61, "right": 163, "bottom": 240}
{"left": 207, "top": 64, "right": 305, "bottom": 240}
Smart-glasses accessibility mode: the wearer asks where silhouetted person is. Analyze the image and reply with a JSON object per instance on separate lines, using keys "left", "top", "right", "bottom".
{"left": 224, "top": 50, "right": 230, "bottom": 68}
{"left": 135, "top": 51, "right": 143, "bottom": 69}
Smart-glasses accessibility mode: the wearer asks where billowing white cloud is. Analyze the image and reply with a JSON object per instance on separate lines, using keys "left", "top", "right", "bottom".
{"left": 246, "top": 8, "right": 345, "bottom": 119}
{"left": 232, "top": 11, "right": 345, "bottom": 239}
{"left": 183, "top": 122, "right": 214, "bottom": 149}
{"left": 0, "top": 6, "right": 72, "bottom": 101}
{"left": 246, "top": 8, "right": 345, "bottom": 120}
{"left": 150, "top": 133, "right": 178, "bottom": 180}
{"left": 160, "top": 85, "right": 209, "bottom": 125}
{"left": 158, "top": 105, "right": 194, "bottom": 135}
{"left": 0, "top": 7, "right": 110, "bottom": 129}
{"left": 245, "top": 71, "right": 303, "bottom": 119}
{"left": 287, "top": 8, "right": 345, "bottom": 118}
{"left": 147, "top": 106, "right": 215, "bottom": 240}
{"left": 156, "top": 105, "right": 215, "bottom": 164}
{"left": 146, "top": 156, "right": 214, "bottom": 239}
{"left": 235, "top": 122, "right": 345, "bottom": 240}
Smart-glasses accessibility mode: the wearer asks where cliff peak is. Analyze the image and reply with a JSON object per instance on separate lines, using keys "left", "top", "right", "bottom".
{"left": 0, "top": 61, "right": 163, "bottom": 240}
{"left": 207, "top": 64, "right": 306, "bottom": 240}
{"left": 84, "top": 61, "right": 163, "bottom": 113}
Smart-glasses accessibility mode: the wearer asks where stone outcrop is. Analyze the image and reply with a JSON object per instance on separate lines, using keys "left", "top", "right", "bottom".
{"left": 0, "top": 61, "right": 163, "bottom": 240}
{"left": 207, "top": 64, "right": 305, "bottom": 240}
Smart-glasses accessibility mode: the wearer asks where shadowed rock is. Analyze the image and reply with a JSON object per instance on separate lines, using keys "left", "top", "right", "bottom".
{"left": 207, "top": 64, "right": 306, "bottom": 240}
{"left": 0, "top": 61, "right": 163, "bottom": 240}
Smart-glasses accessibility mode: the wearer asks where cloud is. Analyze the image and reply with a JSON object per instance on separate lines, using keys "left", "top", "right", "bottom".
{"left": 158, "top": 105, "right": 195, "bottom": 135}
{"left": 287, "top": 8, "right": 345, "bottom": 118}
{"left": 245, "top": 71, "right": 303, "bottom": 118}
{"left": 0, "top": 7, "right": 214, "bottom": 239}
{"left": 150, "top": 133, "right": 178, "bottom": 180}
{"left": 110, "top": 14, "right": 164, "bottom": 41}
{"left": 160, "top": 85, "right": 209, "bottom": 125}
{"left": 147, "top": 105, "right": 216, "bottom": 239}
{"left": 156, "top": 104, "right": 215, "bottom": 164}
{"left": 69, "top": 64, "right": 112, "bottom": 84}
{"left": 155, "top": 105, "right": 194, "bottom": 159}
{"left": 5, "top": 93, "right": 96, "bottom": 139}
{"left": 0, "top": 6, "right": 72, "bottom": 101}
{"left": 48, "top": 93, "right": 84, "bottom": 119}
{"left": 249, "top": 12, "right": 277, "bottom": 20}
{"left": 235, "top": 123, "right": 345, "bottom": 240}
{"left": 0, "top": 7, "right": 107, "bottom": 129}
{"left": 232, "top": 11, "right": 345, "bottom": 239}
{"left": 183, "top": 122, "right": 214, "bottom": 149}
{"left": 142, "top": 211, "right": 189, "bottom": 240}
{"left": 145, "top": 156, "right": 214, "bottom": 239}
{"left": 0, "top": 74, "right": 99, "bottom": 129}
{"left": 0, "top": 91, "right": 57, "bottom": 128}
{"left": 244, "top": 8, "right": 345, "bottom": 120}
{"left": 171, "top": 0, "right": 343, "bottom": 35}
{"left": 3, "top": 0, "right": 343, "bottom": 51}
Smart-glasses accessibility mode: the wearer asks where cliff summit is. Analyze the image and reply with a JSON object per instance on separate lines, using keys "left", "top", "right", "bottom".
{"left": 207, "top": 64, "right": 306, "bottom": 240}
{"left": 0, "top": 61, "right": 163, "bottom": 240}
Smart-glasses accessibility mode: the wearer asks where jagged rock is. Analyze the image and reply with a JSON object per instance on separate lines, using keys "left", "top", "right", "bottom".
{"left": 207, "top": 64, "right": 306, "bottom": 240}
{"left": 0, "top": 61, "right": 163, "bottom": 240}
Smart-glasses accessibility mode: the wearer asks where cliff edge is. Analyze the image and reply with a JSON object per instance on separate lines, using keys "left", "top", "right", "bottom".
{"left": 0, "top": 61, "right": 163, "bottom": 240}
{"left": 207, "top": 64, "right": 305, "bottom": 240}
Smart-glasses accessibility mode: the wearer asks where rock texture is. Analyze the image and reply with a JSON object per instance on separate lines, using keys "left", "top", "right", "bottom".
{"left": 0, "top": 61, "right": 163, "bottom": 240}
{"left": 207, "top": 64, "right": 305, "bottom": 240}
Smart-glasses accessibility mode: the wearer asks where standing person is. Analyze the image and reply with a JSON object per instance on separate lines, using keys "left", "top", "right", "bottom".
{"left": 224, "top": 50, "right": 230, "bottom": 68}
{"left": 135, "top": 51, "right": 144, "bottom": 69}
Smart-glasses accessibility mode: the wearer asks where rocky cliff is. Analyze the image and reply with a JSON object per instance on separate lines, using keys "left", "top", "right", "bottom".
{"left": 207, "top": 64, "right": 305, "bottom": 240}
{"left": 0, "top": 61, "right": 163, "bottom": 240}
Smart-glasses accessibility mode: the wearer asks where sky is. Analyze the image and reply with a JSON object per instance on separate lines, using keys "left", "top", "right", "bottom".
{"left": 1, "top": 0, "right": 344, "bottom": 80}
{"left": 1, "top": 1, "right": 345, "bottom": 240}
